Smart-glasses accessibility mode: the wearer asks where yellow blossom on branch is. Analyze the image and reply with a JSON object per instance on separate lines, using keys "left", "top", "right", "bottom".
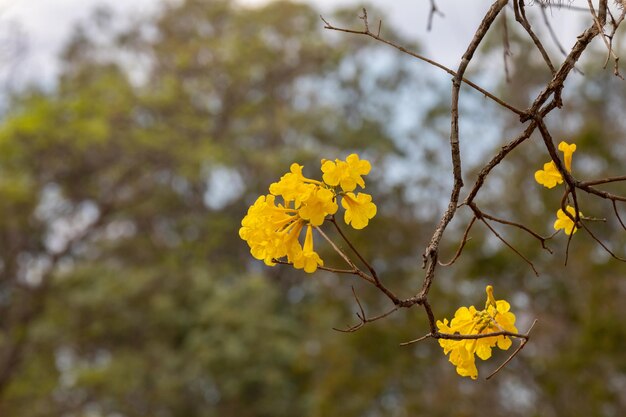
{"left": 297, "top": 187, "right": 337, "bottom": 226}
{"left": 534, "top": 141, "right": 576, "bottom": 188}
{"left": 436, "top": 285, "right": 518, "bottom": 379}
{"left": 292, "top": 224, "right": 323, "bottom": 273}
{"left": 554, "top": 205, "right": 582, "bottom": 235}
{"left": 341, "top": 192, "right": 377, "bottom": 230}
{"left": 321, "top": 153, "right": 371, "bottom": 192}
{"left": 534, "top": 161, "right": 563, "bottom": 189}
{"left": 558, "top": 141, "right": 576, "bottom": 172}
{"left": 269, "top": 163, "right": 317, "bottom": 208}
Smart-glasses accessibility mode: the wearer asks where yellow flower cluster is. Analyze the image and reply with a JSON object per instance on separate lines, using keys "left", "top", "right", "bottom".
{"left": 239, "top": 154, "right": 377, "bottom": 273}
{"left": 437, "top": 285, "right": 517, "bottom": 379}
{"left": 534, "top": 141, "right": 582, "bottom": 235}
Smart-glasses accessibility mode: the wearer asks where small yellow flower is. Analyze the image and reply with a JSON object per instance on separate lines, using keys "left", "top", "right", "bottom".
{"left": 341, "top": 192, "right": 377, "bottom": 229}
{"left": 554, "top": 205, "right": 582, "bottom": 235}
{"left": 292, "top": 224, "right": 323, "bottom": 273}
{"left": 534, "top": 161, "right": 563, "bottom": 189}
{"left": 558, "top": 141, "right": 577, "bottom": 172}
{"left": 534, "top": 141, "right": 576, "bottom": 188}
{"left": 298, "top": 187, "right": 338, "bottom": 226}
{"left": 321, "top": 153, "right": 371, "bottom": 192}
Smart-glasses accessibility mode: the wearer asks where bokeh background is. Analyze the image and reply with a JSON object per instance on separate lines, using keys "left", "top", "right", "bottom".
{"left": 0, "top": 0, "right": 625, "bottom": 416}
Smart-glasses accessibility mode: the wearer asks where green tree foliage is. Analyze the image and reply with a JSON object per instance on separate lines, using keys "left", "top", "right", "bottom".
{"left": 0, "top": 1, "right": 428, "bottom": 415}
{"left": 0, "top": 1, "right": 625, "bottom": 416}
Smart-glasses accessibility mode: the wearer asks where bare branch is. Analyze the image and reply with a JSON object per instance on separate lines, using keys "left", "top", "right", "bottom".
{"left": 333, "top": 289, "right": 400, "bottom": 334}
{"left": 272, "top": 259, "right": 360, "bottom": 276}
{"left": 439, "top": 216, "right": 477, "bottom": 266}
{"left": 477, "top": 215, "right": 540, "bottom": 276}
{"left": 612, "top": 200, "right": 626, "bottom": 231}
{"left": 580, "top": 221, "right": 626, "bottom": 262}
{"left": 421, "top": 0, "right": 510, "bottom": 298}
{"left": 580, "top": 175, "right": 626, "bottom": 186}
{"left": 329, "top": 217, "right": 401, "bottom": 305}
{"left": 587, "top": 0, "right": 623, "bottom": 78}
{"left": 524, "top": 21, "right": 602, "bottom": 120}
{"left": 400, "top": 333, "right": 433, "bottom": 346}
{"left": 472, "top": 204, "right": 555, "bottom": 253}
{"left": 427, "top": 0, "right": 444, "bottom": 31}
{"left": 320, "top": 9, "right": 525, "bottom": 116}
{"left": 514, "top": 0, "right": 556, "bottom": 74}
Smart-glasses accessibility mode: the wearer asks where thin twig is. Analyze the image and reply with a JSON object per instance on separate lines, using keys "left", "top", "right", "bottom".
{"left": 478, "top": 216, "right": 540, "bottom": 276}
{"left": 502, "top": 8, "right": 513, "bottom": 82}
{"left": 464, "top": 120, "right": 537, "bottom": 205}
{"left": 400, "top": 333, "right": 433, "bottom": 346}
{"left": 320, "top": 11, "right": 524, "bottom": 116}
{"left": 586, "top": 0, "right": 623, "bottom": 78}
{"left": 485, "top": 319, "right": 538, "bottom": 380}
{"left": 435, "top": 328, "right": 529, "bottom": 341}
{"left": 314, "top": 225, "right": 375, "bottom": 284}
{"left": 539, "top": 4, "right": 584, "bottom": 74}
{"left": 329, "top": 217, "right": 376, "bottom": 279}
{"left": 537, "top": 0, "right": 592, "bottom": 13}
{"left": 352, "top": 286, "right": 366, "bottom": 320}
{"left": 612, "top": 200, "right": 626, "bottom": 231}
{"left": 427, "top": 0, "right": 444, "bottom": 31}
{"left": 580, "top": 221, "right": 626, "bottom": 262}
{"left": 580, "top": 175, "right": 626, "bottom": 186}
{"left": 576, "top": 183, "right": 626, "bottom": 202}
{"left": 474, "top": 204, "right": 555, "bottom": 253}
{"left": 329, "top": 217, "right": 401, "bottom": 305}
{"left": 271, "top": 259, "right": 359, "bottom": 275}
{"left": 514, "top": 0, "right": 556, "bottom": 75}
{"left": 523, "top": 21, "right": 602, "bottom": 120}
{"left": 333, "top": 303, "right": 400, "bottom": 333}
{"left": 439, "top": 216, "right": 477, "bottom": 266}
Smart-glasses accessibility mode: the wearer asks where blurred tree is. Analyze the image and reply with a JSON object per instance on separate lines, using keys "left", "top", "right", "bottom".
{"left": 0, "top": 1, "right": 430, "bottom": 416}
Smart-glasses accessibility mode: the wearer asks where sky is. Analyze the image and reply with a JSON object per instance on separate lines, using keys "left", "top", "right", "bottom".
{"left": 0, "top": 0, "right": 593, "bottom": 88}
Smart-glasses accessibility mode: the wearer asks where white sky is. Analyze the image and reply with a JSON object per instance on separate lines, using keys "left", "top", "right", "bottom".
{"left": 0, "top": 0, "right": 594, "bottom": 87}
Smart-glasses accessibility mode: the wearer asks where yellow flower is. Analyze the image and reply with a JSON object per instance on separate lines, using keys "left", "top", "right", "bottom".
{"left": 534, "top": 141, "right": 576, "bottom": 188}
{"left": 321, "top": 153, "right": 371, "bottom": 192}
{"left": 269, "top": 163, "right": 316, "bottom": 208}
{"left": 558, "top": 141, "right": 576, "bottom": 172}
{"left": 341, "top": 192, "right": 377, "bottom": 229}
{"left": 298, "top": 187, "right": 338, "bottom": 226}
{"left": 292, "top": 224, "right": 323, "bottom": 273}
{"left": 554, "top": 205, "right": 582, "bottom": 235}
{"left": 534, "top": 161, "right": 563, "bottom": 189}
{"left": 436, "top": 285, "right": 517, "bottom": 379}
